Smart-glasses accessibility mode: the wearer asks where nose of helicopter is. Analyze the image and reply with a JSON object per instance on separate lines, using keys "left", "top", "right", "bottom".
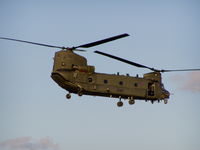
{"left": 163, "top": 90, "right": 170, "bottom": 99}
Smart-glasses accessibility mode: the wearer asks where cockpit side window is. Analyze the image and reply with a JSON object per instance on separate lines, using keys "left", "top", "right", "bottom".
{"left": 148, "top": 83, "right": 155, "bottom": 96}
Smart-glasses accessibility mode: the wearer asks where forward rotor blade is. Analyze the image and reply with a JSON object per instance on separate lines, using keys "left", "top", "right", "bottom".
{"left": 76, "top": 33, "right": 129, "bottom": 48}
{"left": 95, "top": 50, "right": 156, "bottom": 71}
{"left": 0, "top": 37, "right": 63, "bottom": 49}
{"left": 160, "top": 69, "right": 200, "bottom": 72}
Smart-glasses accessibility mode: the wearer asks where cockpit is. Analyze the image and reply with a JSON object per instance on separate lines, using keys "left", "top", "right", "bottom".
{"left": 161, "top": 83, "right": 170, "bottom": 99}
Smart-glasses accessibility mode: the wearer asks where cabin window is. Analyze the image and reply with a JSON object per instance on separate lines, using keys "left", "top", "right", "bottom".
{"left": 88, "top": 77, "right": 93, "bottom": 83}
{"left": 134, "top": 83, "right": 138, "bottom": 87}
{"left": 104, "top": 80, "right": 108, "bottom": 84}
{"left": 61, "top": 62, "right": 65, "bottom": 66}
{"left": 119, "top": 81, "right": 123, "bottom": 85}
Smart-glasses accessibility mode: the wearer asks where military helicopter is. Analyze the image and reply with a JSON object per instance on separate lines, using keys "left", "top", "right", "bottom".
{"left": 1, "top": 34, "right": 200, "bottom": 107}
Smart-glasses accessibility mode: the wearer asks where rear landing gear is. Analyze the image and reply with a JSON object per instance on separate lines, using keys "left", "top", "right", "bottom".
{"left": 78, "top": 92, "right": 83, "bottom": 97}
{"left": 77, "top": 86, "right": 83, "bottom": 97}
{"left": 66, "top": 93, "right": 71, "bottom": 99}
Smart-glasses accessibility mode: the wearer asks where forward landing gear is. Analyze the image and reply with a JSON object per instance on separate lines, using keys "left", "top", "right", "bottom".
{"left": 117, "top": 97, "right": 135, "bottom": 107}
{"left": 128, "top": 100, "right": 135, "bottom": 105}
{"left": 117, "top": 96, "right": 123, "bottom": 107}
{"left": 164, "top": 99, "right": 168, "bottom": 104}
{"left": 117, "top": 101, "right": 123, "bottom": 107}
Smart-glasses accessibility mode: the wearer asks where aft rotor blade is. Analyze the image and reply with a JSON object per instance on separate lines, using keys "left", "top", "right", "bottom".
{"left": 76, "top": 33, "right": 129, "bottom": 48}
{"left": 0, "top": 37, "right": 63, "bottom": 49}
{"left": 74, "top": 48, "right": 86, "bottom": 52}
{"left": 160, "top": 69, "right": 200, "bottom": 72}
{"left": 95, "top": 50, "right": 156, "bottom": 71}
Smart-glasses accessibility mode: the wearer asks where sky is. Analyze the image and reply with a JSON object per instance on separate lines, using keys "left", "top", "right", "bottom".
{"left": 0, "top": 0, "right": 200, "bottom": 150}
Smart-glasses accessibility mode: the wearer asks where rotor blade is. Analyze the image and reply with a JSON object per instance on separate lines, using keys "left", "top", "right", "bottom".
{"left": 95, "top": 50, "right": 156, "bottom": 71}
{"left": 76, "top": 33, "right": 129, "bottom": 48}
{"left": 73, "top": 48, "right": 86, "bottom": 52}
{"left": 160, "top": 69, "right": 200, "bottom": 72}
{"left": 0, "top": 37, "right": 63, "bottom": 49}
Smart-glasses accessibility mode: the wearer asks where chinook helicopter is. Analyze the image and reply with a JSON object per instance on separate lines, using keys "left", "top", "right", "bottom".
{"left": 1, "top": 34, "right": 200, "bottom": 107}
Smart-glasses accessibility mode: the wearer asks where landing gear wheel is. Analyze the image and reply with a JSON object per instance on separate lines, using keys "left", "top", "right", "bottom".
{"left": 66, "top": 93, "right": 71, "bottom": 99}
{"left": 117, "top": 101, "right": 123, "bottom": 107}
{"left": 164, "top": 99, "right": 168, "bottom": 104}
{"left": 78, "top": 92, "right": 83, "bottom": 97}
{"left": 129, "top": 100, "right": 135, "bottom": 105}
{"left": 77, "top": 86, "right": 83, "bottom": 97}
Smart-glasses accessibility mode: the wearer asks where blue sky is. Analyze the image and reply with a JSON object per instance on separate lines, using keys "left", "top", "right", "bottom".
{"left": 0, "top": 0, "right": 200, "bottom": 150}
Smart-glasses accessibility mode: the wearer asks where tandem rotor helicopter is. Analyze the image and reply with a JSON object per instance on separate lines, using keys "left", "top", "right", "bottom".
{"left": 1, "top": 33, "right": 200, "bottom": 107}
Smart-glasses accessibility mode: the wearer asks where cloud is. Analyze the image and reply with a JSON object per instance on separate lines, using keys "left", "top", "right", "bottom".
{"left": 0, "top": 137, "right": 59, "bottom": 150}
{"left": 170, "top": 72, "right": 200, "bottom": 93}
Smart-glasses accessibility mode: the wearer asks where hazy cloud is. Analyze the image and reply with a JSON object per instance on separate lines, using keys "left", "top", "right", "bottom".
{"left": 170, "top": 72, "right": 200, "bottom": 92}
{"left": 0, "top": 136, "right": 59, "bottom": 150}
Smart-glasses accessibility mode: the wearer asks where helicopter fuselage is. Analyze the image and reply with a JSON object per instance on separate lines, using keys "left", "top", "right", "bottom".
{"left": 51, "top": 50, "right": 170, "bottom": 102}
{"left": 1, "top": 33, "right": 199, "bottom": 106}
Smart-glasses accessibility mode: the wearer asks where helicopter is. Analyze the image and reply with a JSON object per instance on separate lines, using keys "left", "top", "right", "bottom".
{"left": 1, "top": 33, "right": 200, "bottom": 107}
